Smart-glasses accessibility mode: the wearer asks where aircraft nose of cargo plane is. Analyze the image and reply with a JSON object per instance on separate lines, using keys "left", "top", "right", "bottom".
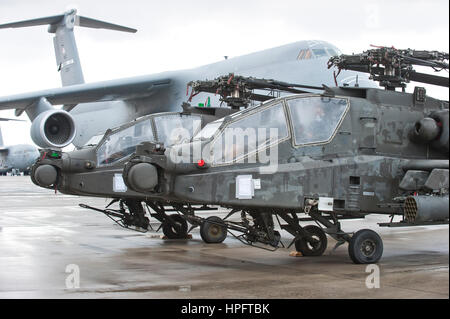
{"left": 126, "top": 162, "right": 158, "bottom": 192}
{"left": 33, "top": 164, "right": 58, "bottom": 187}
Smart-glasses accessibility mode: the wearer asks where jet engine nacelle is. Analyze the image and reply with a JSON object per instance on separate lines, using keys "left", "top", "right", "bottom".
{"left": 30, "top": 110, "right": 76, "bottom": 148}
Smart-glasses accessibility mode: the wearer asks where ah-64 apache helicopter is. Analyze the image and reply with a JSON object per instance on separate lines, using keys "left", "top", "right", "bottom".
{"left": 31, "top": 104, "right": 237, "bottom": 237}
{"left": 120, "top": 46, "right": 449, "bottom": 264}
{"left": 31, "top": 46, "right": 449, "bottom": 264}
{"left": 30, "top": 77, "right": 318, "bottom": 239}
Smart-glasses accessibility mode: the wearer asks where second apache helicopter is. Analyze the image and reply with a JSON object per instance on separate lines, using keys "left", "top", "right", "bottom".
{"left": 119, "top": 47, "right": 449, "bottom": 264}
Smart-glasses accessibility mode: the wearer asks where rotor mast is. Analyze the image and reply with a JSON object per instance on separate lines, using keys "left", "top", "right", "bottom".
{"left": 328, "top": 46, "right": 449, "bottom": 91}
{"left": 187, "top": 73, "right": 323, "bottom": 109}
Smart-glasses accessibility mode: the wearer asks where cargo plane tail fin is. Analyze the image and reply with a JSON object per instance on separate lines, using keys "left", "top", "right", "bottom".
{"left": 0, "top": 118, "right": 26, "bottom": 147}
{"left": 0, "top": 125, "right": 3, "bottom": 147}
{"left": 0, "top": 9, "right": 137, "bottom": 87}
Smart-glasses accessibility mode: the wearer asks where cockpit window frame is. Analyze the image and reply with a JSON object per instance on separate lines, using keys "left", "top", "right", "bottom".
{"left": 297, "top": 49, "right": 312, "bottom": 60}
{"left": 209, "top": 100, "right": 291, "bottom": 167}
{"left": 94, "top": 112, "right": 185, "bottom": 168}
{"left": 284, "top": 94, "right": 350, "bottom": 148}
{"left": 94, "top": 114, "right": 158, "bottom": 153}
{"left": 95, "top": 117, "right": 156, "bottom": 168}
{"left": 192, "top": 99, "right": 275, "bottom": 144}
{"left": 153, "top": 113, "right": 204, "bottom": 146}
{"left": 297, "top": 45, "right": 342, "bottom": 60}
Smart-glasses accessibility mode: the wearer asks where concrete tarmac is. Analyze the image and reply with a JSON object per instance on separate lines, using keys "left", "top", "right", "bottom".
{"left": 0, "top": 176, "right": 448, "bottom": 298}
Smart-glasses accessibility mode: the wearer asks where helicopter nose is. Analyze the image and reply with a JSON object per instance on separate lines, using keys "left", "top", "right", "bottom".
{"left": 126, "top": 163, "right": 158, "bottom": 192}
{"left": 34, "top": 164, "right": 57, "bottom": 186}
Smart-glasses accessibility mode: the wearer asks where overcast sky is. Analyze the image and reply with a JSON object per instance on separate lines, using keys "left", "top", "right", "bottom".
{"left": 0, "top": 0, "right": 448, "bottom": 146}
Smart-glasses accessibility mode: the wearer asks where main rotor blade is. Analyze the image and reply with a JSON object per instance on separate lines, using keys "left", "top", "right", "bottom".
{"left": 407, "top": 71, "right": 449, "bottom": 88}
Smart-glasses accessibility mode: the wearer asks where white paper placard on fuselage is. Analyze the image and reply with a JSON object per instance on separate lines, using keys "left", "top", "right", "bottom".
{"left": 236, "top": 175, "right": 254, "bottom": 199}
{"left": 318, "top": 197, "right": 333, "bottom": 211}
{"left": 113, "top": 174, "right": 128, "bottom": 192}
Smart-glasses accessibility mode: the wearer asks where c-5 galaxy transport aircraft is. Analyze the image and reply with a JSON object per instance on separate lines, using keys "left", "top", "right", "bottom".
{"left": 0, "top": 119, "right": 39, "bottom": 175}
{"left": 0, "top": 9, "right": 373, "bottom": 150}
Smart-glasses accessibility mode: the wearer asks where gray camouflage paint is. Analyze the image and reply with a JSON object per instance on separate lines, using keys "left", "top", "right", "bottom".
{"left": 32, "top": 106, "right": 237, "bottom": 197}
{"left": 123, "top": 87, "right": 449, "bottom": 216}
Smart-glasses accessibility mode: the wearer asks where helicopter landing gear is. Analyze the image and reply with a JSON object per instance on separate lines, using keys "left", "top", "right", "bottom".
{"left": 162, "top": 214, "right": 188, "bottom": 239}
{"left": 306, "top": 209, "right": 383, "bottom": 264}
{"left": 276, "top": 212, "right": 329, "bottom": 256}
{"left": 294, "top": 225, "right": 328, "bottom": 256}
{"left": 348, "top": 229, "right": 383, "bottom": 264}
{"left": 122, "top": 200, "right": 150, "bottom": 229}
{"left": 200, "top": 216, "right": 228, "bottom": 243}
{"left": 79, "top": 199, "right": 150, "bottom": 231}
{"left": 183, "top": 210, "right": 279, "bottom": 248}
{"left": 145, "top": 202, "right": 191, "bottom": 239}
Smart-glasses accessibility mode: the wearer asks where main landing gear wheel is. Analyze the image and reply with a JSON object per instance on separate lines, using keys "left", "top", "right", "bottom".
{"left": 271, "top": 230, "right": 281, "bottom": 247}
{"left": 295, "top": 225, "right": 328, "bottom": 256}
{"left": 162, "top": 214, "right": 188, "bottom": 239}
{"left": 123, "top": 200, "right": 149, "bottom": 230}
{"left": 348, "top": 229, "right": 383, "bottom": 264}
{"left": 200, "top": 216, "right": 228, "bottom": 244}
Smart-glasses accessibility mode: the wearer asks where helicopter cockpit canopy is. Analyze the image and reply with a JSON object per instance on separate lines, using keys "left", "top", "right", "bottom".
{"left": 286, "top": 96, "right": 349, "bottom": 145}
{"left": 154, "top": 114, "right": 202, "bottom": 146}
{"left": 83, "top": 133, "right": 105, "bottom": 147}
{"left": 97, "top": 113, "right": 202, "bottom": 167}
{"left": 192, "top": 95, "right": 349, "bottom": 165}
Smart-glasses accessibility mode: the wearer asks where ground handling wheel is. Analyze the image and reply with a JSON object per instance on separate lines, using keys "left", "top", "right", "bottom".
{"left": 162, "top": 214, "right": 188, "bottom": 239}
{"left": 348, "top": 229, "right": 383, "bottom": 264}
{"left": 200, "top": 216, "right": 228, "bottom": 244}
{"left": 295, "top": 225, "right": 328, "bottom": 256}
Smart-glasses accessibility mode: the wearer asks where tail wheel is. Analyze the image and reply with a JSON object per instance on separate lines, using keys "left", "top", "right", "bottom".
{"left": 295, "top": 225, "right": 328, "bottom": 256}
{"left": 348, "top": 229, "right": 383, "bottom": 264}
{"left": 200, "top": 216, "right": 228, "bottom": 244}
{"left": 162, "top": 214, "right": 188, "bottom": 239}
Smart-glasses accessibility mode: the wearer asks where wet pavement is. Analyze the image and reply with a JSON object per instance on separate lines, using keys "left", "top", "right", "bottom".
{"left": 0, "top": 176, "right": 448, "bottom": 298}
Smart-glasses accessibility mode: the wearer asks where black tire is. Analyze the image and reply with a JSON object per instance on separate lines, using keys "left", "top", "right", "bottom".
{"left": 162, "top": 214, "right": 188, "bottom": 239}
{"left": 137, "top": 215, "right": 150, "bottom": 230}
{"left": 295, "top": 225, "right": 328, "bottom": 256}
{"left": 200, "top": 216, "right": 228, "bottom": 244}
{"left": 124, "top": 200, "right": 149, "bottom": 229}
{"left": 348, "top": 229, "right": 383, "bottom": 264}
{"left": 270, "top": 230, "right": 281, "bottom": 247}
